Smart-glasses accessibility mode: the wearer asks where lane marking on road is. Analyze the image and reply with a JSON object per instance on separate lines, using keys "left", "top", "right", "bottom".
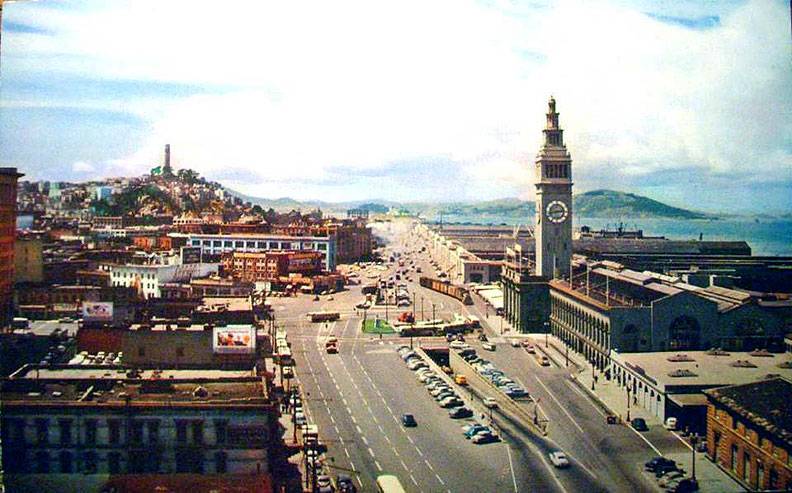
{"left": 628, "top": 424, "right": 663, "bottom": 456}
{"left": 351, "top": 415, "right": 357, "bottom": 424}
{"left": 356, "top": 425, "right": 362, "bottom": 435}
{"left": 375, "top": 460, "right": 383, "bottom": 472}
{"left": 424, "top": 459, "right": 433, "bottom": 470}
{"left": 361, "top": 436, "right": 368, "bottom": 446}
{"left": 368, "top": 447, "right": 375, "bottom": 458}
{"left": 407, "top": 435, "right": 415, "bottom": 444}
{"left": 400, "top": 459, "right": 409, "bottom": 471}
{"left": 416, "top": 447, "right": 424, "bottom": 457}
{"left": 435, "top": 474, "right": 445, "bottom": 485}
{"left": 536, "top": 447, "right": 570, "bottom": 493}
{"left": 534, "top": 376, "right": 585, "bottom": 434}
{"left": 506, "top": 445, "right": 519, "bottom": 493}
{"left": 342, "top": 398, "right": 348, "bottom": 406}
{"left": 410, "top": 475, "right": 418, "bottom": 486}
{"left": 344, "top": 447, "right": 350, "bottom": 458}
{"left": 563, "top": 379, "right": 607, "bottom": 418}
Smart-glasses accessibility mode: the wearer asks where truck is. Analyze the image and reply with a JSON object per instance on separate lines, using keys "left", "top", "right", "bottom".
{"left": 308, "top": 311, "right": 341, "bottom": 323}
{"left": 325, "top": 338, "right": 338, "bottom": 354}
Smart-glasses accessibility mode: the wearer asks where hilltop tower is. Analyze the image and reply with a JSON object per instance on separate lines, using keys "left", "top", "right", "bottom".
{"left": 163, "top": 144, "right": 174, "bottom": 177}
{"left": 535, "top": 96, "right": 573, "bottom": 279}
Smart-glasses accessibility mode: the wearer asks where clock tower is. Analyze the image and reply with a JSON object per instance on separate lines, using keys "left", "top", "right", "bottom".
{"left": 535, "top": 96, "right": 573, "bottom": 279}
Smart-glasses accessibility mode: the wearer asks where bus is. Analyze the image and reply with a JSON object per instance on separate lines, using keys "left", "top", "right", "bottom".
{"left": 376, "top": 475, "right": 406, "bottom": 493}
{"left": 308, "top": 311, "right": 341, "bottom": 323}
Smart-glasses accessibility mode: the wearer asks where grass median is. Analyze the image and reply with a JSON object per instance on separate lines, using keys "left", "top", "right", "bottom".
{"left": 361, "top": 319, "right": 396, "bottom": 335}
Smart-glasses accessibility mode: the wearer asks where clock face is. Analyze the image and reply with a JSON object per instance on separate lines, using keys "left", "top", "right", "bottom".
{"left": 546, "top": 200, "right": 569, "bottom": 224}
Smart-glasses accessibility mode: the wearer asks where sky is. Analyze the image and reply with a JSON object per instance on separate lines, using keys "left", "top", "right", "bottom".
{"left": 0, "top": 0, "right": 790, "bottom": 213}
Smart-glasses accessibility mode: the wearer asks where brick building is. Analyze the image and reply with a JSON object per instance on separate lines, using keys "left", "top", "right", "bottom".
{"left": 0, "top": 167, "right": 23, "bottom": 326}
{"left": 221, "top": 251, "right": 322, "bottom": 281}
{"left": 705, "top": 377, "right": 792, "bottom": 491}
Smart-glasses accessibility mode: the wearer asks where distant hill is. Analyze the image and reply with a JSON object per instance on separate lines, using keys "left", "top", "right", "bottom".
{"left": 574, "top": 190, "right": 712, "bottom": 219}
{"left": 224, "top": 187, "right": 715, "bottom": 220}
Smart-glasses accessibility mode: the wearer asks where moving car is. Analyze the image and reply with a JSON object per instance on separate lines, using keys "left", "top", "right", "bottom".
{"left": 482, "top": 342, "right": 496, "bottom": 351}
{"left": 549, "top": 451, "right": 570, "bottom": 468}
{"left": 631, "top": 417, "right": 649, "bottom": 431}
{"left": 510, "top": 339, "right": 521, "bottom": 348}
{"left": 401, "top": 414, "right": 417, "bottom": 427}
{"left": 664, "top": 417, "right": 678, "bottom": 430}
{"left": 336, "top": 474, "right": 356, "bottom": 493}
{"left": 317, "top": 475, "right": 334, "bottom": 493}
{"left": 482, "top": 397, "right": 498, "bottom": 408}
{"left": 645, "top": 456, "right": 676, "bottom": 472}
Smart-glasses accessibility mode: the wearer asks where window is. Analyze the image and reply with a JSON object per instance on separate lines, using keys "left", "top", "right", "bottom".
{"left": 59, "top": 451, "right": 73, "bottom": 473}
{"left": 35, "top": 451, "right": 50, "bottom": 473}
{"left": 83, "top": 452, "right": 98, "bottom": 474}
{"left": 176, "top": 347, "right": 185, "bottom": 357}
{"left": 130, "top": 420, "right": 144, "bottom": 445}
{"left": 108, "top": 419, "right": 121, "bottom": 444}
{"left": 59, "top": 419, "right": 72, "bottom": 446}
{"left": 108, "top": 452, "right": 122, "bottom": 474}
{"left": 215, "top": 451, "right": 228, "bottom": 473}
{"left": 731, "top": 444, "right": 738, "bottom": 472}
{"left": 35, "top": 418, "right": 49, "bottom": 445}
{"left": 192, "top": 421, "right": 204, "bottom": 444}
{"left": 215, "top": 419, "right": 228, "bottom": 445}
{"left": 176, "top": 420, "right": 187, "bottom": 444}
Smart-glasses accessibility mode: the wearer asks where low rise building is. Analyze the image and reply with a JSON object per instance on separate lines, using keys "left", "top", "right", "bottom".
{"left": 705, "top": 377, "right": 792, "bottom": 492}
{"left": 110, "top": 262, "right": 219, "bottom": 299}
{"left": 222, "top": 250, "right": 322, "bottom": 282}
{"left": 185, "top": 233, "right": 336, "bottom": 270}
{"left": 0, "top": 366, "right": 277, "bottom": 485}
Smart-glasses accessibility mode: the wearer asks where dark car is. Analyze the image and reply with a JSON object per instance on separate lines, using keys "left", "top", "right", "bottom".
{"left": 337, "top": 474, "right": 356, "bottom": 493}
{"left": 631, "top": 418, "right": 649, "bottom": 431}
{"left": 655, "top": 462, "right": 682, "bottom": 477}
{"left": 449, "top": 407, "right": 474, "bottom": 419}
{"left": 645, "top": 456, "right": 676, "bottom": 472}
{"left": 671, "top": 478, "right": 699, "bottom": 493}
{"left": 401, "top": 414, "right": 417, "bottom": 427}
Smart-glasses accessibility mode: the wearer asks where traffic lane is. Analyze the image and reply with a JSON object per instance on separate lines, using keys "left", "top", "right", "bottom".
{"left": 289, "top": 325, "right": 377, "bottom": 491}
{"left": 463, "top": 343, "right": 629, "bottom": 491}
{"left": 358, "top": 343, "right": 524, "bottom": 493}
{"left": 494, "top": 345, "right": 660, "bottom": 491}
{"left": 336, "top": 344, "right": 452, "bottom": 492}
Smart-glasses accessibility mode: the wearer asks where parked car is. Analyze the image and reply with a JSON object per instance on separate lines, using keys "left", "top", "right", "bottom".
{"left": 664, "top": 417, "right": 678, "bottom": 430}
{"left": 482, "top": 342, "right": 496, "bottom": 351}
{"left": 401, "top": 414, "right": 417, "bottom": 427}
{"left": 510, "top": 339, "right": 521, "bottom": 348}
{"left": 659, "top": 471, "right": 685, "bottom": 487}
{"left": 440, "top": 397, "right": 464, "bottom": 408}
{"left": 671, "top": 478, "right": 699, "bottom": 493}
{"left": 449, "top": 407, "right": 474, "bottom": 419}
{"left": 631, "top": 418, "right": 649, "bottom": 431}
{"left": 549, "top": 451, "right": 570, "bottom": 468}
{"left": 472, "top": 432, "right": 499, "bottom": 444}
{"left": 645, "top": 456, "right": 676, "bottom": 472}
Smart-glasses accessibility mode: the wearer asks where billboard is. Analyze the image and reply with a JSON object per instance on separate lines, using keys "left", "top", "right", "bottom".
{"left": 213, "top": 326, "right": 256, "bottom": 354}
{"left": 181, "top": 246, "right": 202, "bottom": 264}
{"left": 82, "top": 302, "right": 113, "bottom": 322}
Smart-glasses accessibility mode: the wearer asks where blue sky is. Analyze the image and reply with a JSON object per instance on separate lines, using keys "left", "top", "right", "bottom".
{"left": 1, "top": 0, "right": 790, "bottom": 213}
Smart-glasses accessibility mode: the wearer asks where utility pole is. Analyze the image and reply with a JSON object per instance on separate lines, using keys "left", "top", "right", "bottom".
{"left": 565, "top": 344, "right": 569, "bottom": 367}
{"left": 420, "top": 296, "right": 424, "bottom": 320}
{"left": 690, "top": 433, "right": 698, "bottom": 482}
{"left": 626, "top": 384, "right": 631, "bottom": 422}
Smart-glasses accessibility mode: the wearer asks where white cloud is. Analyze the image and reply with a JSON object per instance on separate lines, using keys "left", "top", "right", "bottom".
{"left": 71, "top": 160, "right": 95, "bottom": 173}
{"left": 3, "top": 0, "right": 791, "bottom": 204}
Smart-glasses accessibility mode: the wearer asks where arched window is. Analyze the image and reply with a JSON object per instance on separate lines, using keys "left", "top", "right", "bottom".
{"left": 669, "top": 316, "right": 701, "bottom": 350}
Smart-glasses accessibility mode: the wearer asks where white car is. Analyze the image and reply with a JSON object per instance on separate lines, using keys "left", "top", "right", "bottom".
{"left": 664, "top": 417, "right": 678, "bottom": 430}
{"left": 549, "top": 451, "right": 570, "bottom": 468}
{"left": 482, "top": 397, "right": 498, "bottom": 409}
{"left": 449, "top": 341, "right": 468, "bottom": 350}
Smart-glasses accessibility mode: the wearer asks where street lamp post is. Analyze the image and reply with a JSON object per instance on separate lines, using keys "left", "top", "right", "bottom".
{"left": 626, "top": 384, "right": 631, "bottom": 422}
{"left": 544, "top": 321, "right": 549, "bottom": 348}
{"left": 591, "top": 361, "right": 596, "bottom": 391}
{"left": 420, "top": 296, "right": 424, "bottom": 320}
{"left": 690, "top": 433, "right": 698, "bottom": 481}
{"left": 565, "top": 344, "right": 569, "bottom": 367}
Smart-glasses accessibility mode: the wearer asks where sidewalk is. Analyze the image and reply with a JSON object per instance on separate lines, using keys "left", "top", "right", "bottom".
{"left": 533, "top": 334, "right": 745, "bottom": 493}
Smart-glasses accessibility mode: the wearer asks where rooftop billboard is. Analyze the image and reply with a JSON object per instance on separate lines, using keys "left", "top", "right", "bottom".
{"left": 82, "top": 302, "right": 113, "bottom": 322}
{"left": 213, "top": 326, "right": 255, "bottom": 354}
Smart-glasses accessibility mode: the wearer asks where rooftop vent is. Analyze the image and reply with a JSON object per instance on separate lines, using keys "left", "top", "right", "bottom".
{"left": 749, "top": 349, "right": 773, "bottom": 357}
{"left": 706, "top": 348, "right": 731, "bottom": 356}
{"left": 731, "top": 360, "right": 757, "bottom": 368}
{"left": 668, "top": 369, "right": 698, "bottom": 378}
{"left": 667, "top": 354, "right": 695, "bottom": 362}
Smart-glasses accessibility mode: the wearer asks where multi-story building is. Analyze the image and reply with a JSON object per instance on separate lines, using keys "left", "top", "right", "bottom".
{"left": 185, "top": 233, "right": 336, "bottom": 271}
{"left": 0, "top": 167, "right": 23, "bottom": 326}
{"left": 705, "top": 377, "right": 792, "bottom": 492}
{"left": 92, "top": 216, "right": 123, "bottom": 229}
{"left": 14, "top": 236, "right": 44, "bottom": 283}
{"left": 221, "top": 251, "right": 323, "bottom": 282}
{"left": 0, "top": 366, "right": 277, "bottom": 483}
{"left": 110, "top": 262, "right": 219, "bottom": 299}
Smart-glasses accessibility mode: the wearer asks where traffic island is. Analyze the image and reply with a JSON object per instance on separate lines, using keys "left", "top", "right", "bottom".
{"left": 361, "top": 319, "right": 395, "bottom": 335}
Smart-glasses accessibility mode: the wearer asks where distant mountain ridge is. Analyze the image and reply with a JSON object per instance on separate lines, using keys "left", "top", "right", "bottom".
{"left": 228, "top": 188, "right": 715, "bottom": 220}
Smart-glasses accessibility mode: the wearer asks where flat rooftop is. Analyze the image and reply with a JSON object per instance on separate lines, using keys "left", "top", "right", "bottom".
{"left": 1, "top": 367, "right": 268, "bottom": 406}
{"left": 614, "top": 350, "right": 792, "bottom": 392}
